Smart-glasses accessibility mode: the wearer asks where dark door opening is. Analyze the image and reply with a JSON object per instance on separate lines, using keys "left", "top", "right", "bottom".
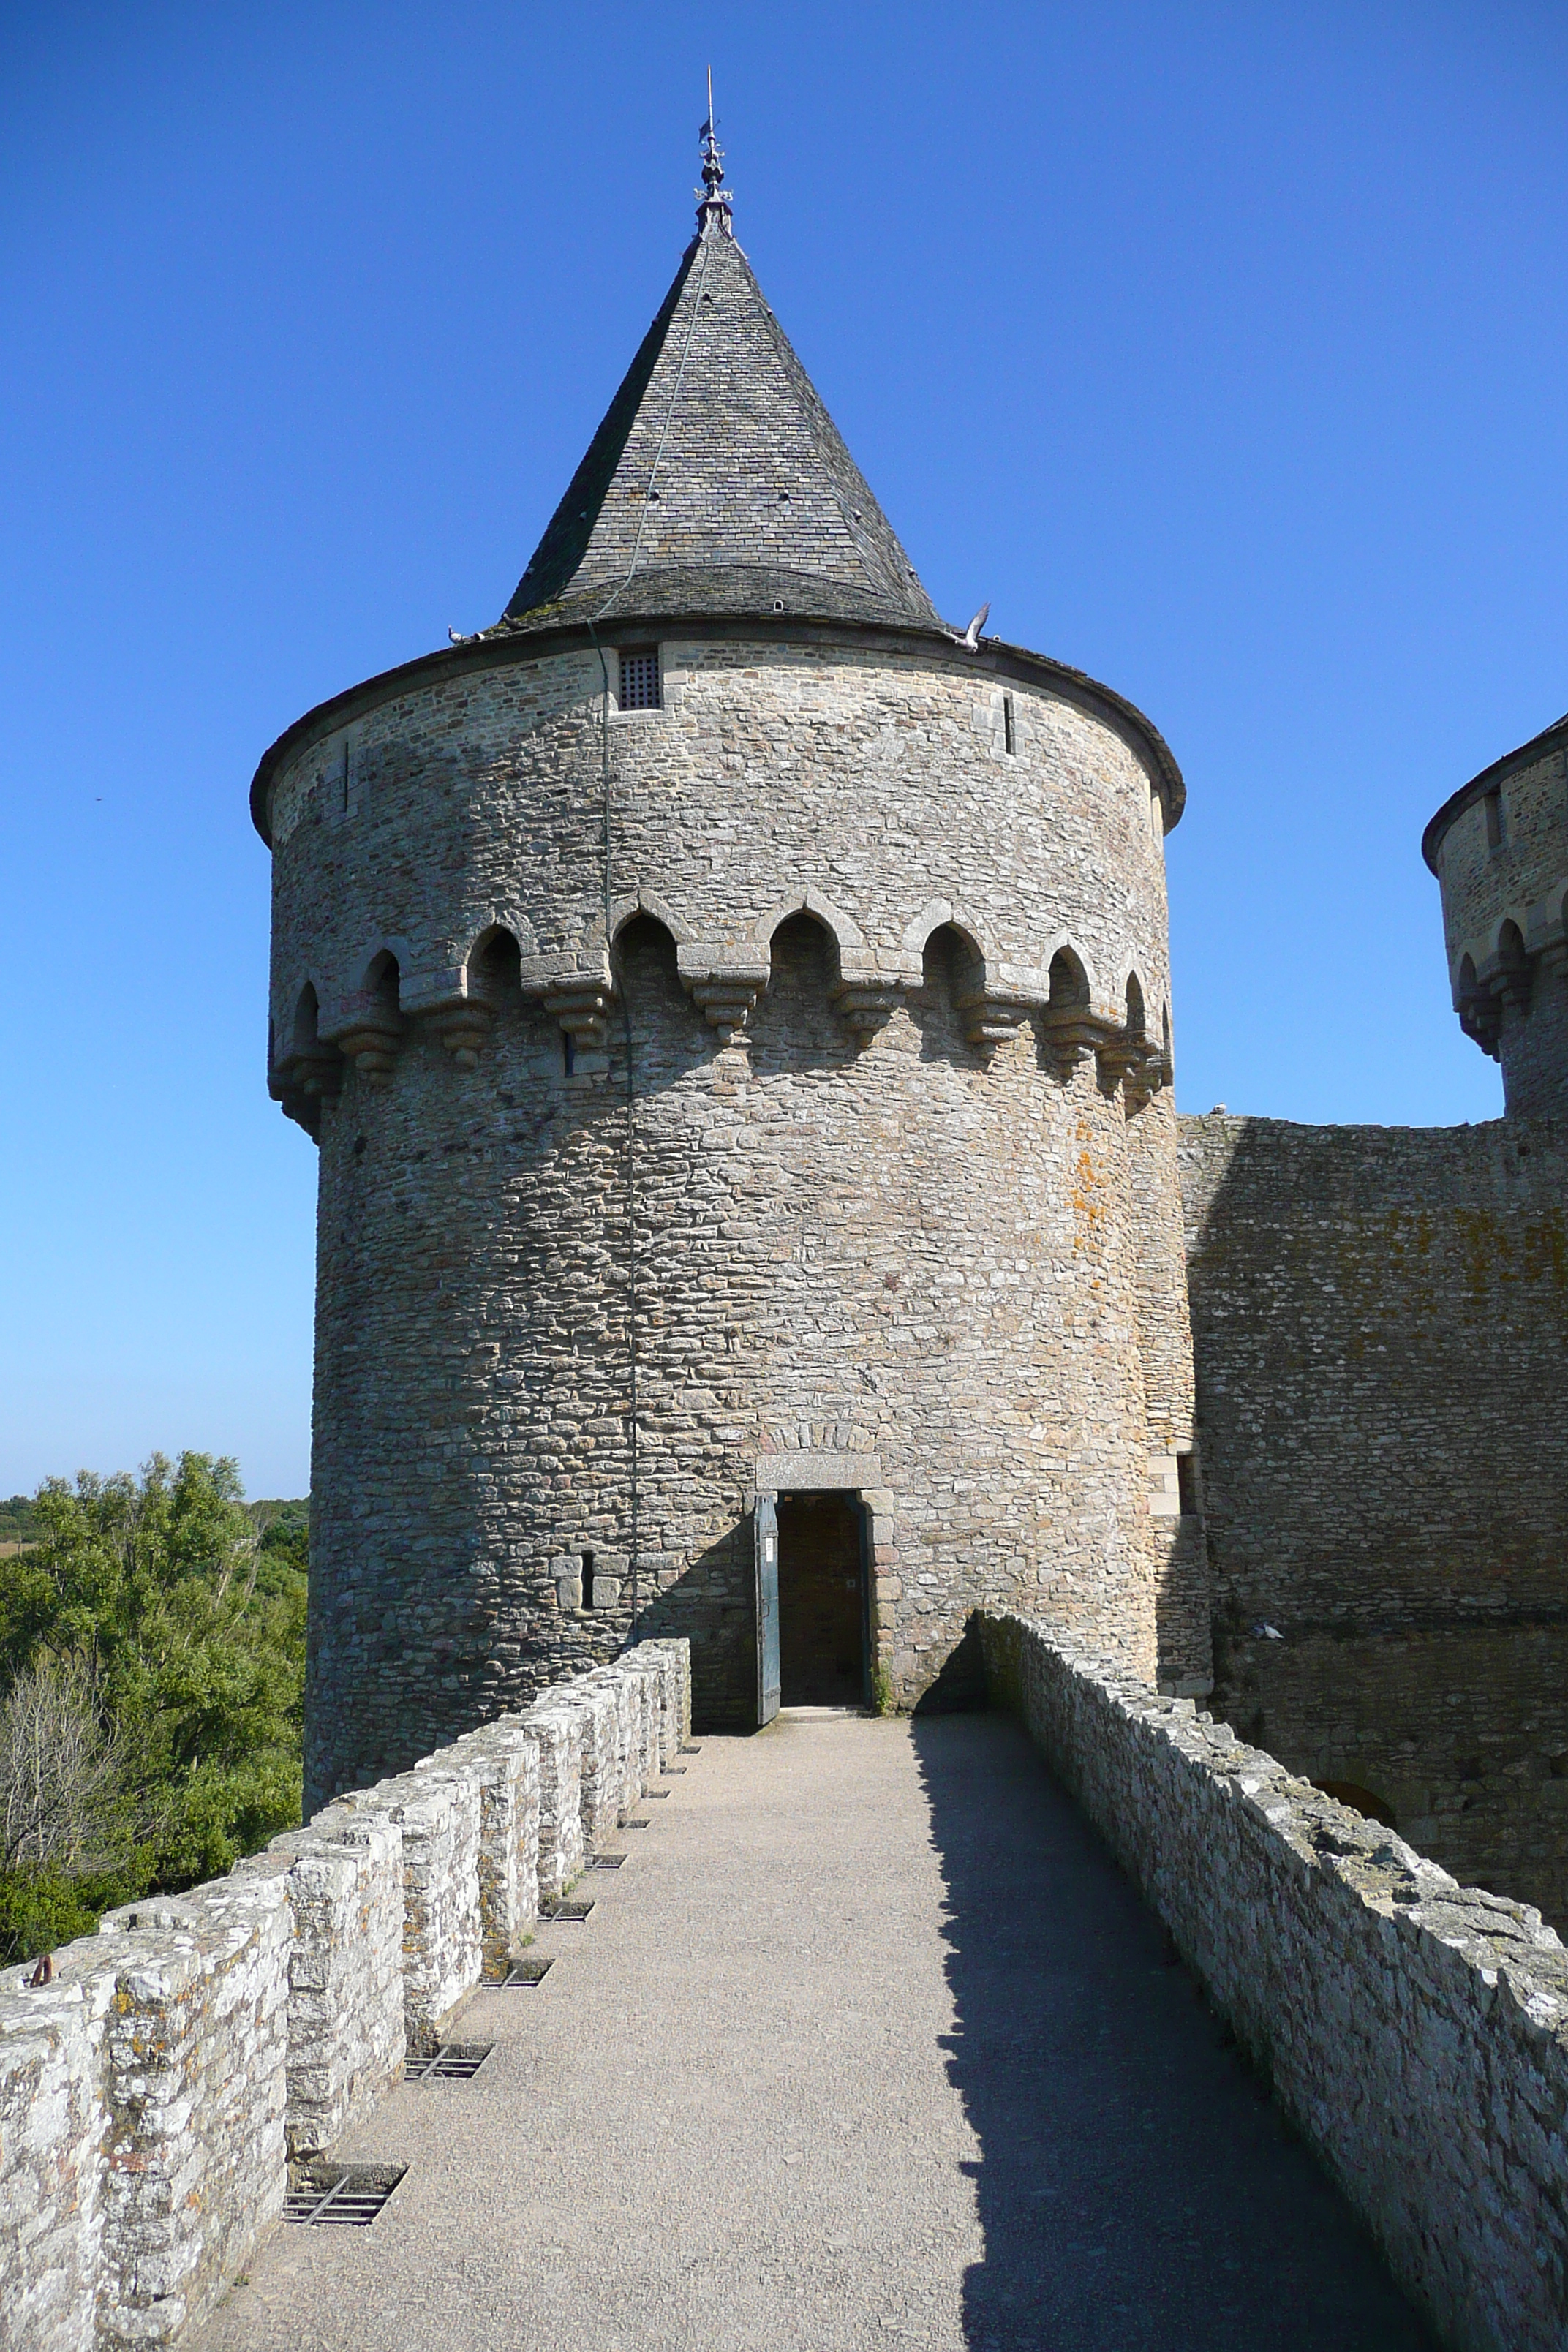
{"left": 777, "top": 1492, "right": 867, "bottom": 1707}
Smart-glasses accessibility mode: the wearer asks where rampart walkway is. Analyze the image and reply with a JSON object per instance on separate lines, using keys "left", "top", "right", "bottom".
{"left": 196, "top": 1713, "right": 1433, "bottom": 2351}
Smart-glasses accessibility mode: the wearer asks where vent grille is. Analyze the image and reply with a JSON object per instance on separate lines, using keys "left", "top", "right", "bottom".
{"left": 285, "top": 2164, "right": 406, "bottom": 2227}
{"left": 404, "top": 2043, "right": 493, "bottom": 2081}
{"left": 539, "top": 1896, "right": 595, "bottom": 1923}
{"left": 619, "top": 647, "right": 660, "bottom": 710}
{"left": 503, "top": 1954, "right": 554, "bottom": 1988}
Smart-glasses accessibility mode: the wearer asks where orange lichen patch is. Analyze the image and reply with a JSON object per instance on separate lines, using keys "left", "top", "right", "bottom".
{"left": 1069, "top": 1121, "right": 1112, "bottom": 1256}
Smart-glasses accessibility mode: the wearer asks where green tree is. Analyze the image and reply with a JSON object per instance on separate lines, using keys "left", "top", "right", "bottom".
{"left": 0, "top": 1494, "right": 38, "bottom": 1545}
{"left": 0, "top": 1454, "right": 307, "bottom": 1959}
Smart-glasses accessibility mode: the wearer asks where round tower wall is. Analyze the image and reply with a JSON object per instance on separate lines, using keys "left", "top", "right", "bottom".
{"left": 265, "top": 636, "right": 1183, "bottom": 1808}
{"left": 1431, "top": 734, "right": 1568, "bottom": 1120}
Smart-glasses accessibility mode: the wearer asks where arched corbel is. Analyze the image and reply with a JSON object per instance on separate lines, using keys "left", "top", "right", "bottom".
{"left": 323, "top": 947, "right": 410, "bottom": 1085}
{"left": 609, "top": 888, "right": 697, "bottom": 947}
{"left": 420, "top": 921, "right": 535, "bottom": 1066}
{"left": 905, "top": 899, "right": 1030, "bottom": 1053}
{"left": 1455, "top": 951, "right": 1501, "bottom": 1058}
{"left": 1038, "top": 941, "right": 1117, "bottom": 1082}
{"left": 270, "top": 979, "right": 344, "bottom": 1137}
{"left": 1094, "top": 961, "right": 1166, "bottom": 1107}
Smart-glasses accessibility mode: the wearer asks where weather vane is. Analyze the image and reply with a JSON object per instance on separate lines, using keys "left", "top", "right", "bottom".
{"left": 696, "top": 65, "right": 734, "bottom": 233}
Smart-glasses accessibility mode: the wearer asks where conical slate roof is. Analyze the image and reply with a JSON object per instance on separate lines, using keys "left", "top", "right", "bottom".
{"left": 487, "top": 197, "right": 943, "bottom": 638}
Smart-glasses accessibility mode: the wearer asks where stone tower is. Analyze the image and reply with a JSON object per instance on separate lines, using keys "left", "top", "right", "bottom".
{"left": 1425, "top": 708, "right": 1568, "bottom": 1118}
{"left": 253, "top": 135, "right": 1207, "bottom": 1813}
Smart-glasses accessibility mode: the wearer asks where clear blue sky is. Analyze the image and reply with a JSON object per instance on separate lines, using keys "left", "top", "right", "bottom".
{"left": 3, "top": 1, "right": 1564, "bottom": 1499}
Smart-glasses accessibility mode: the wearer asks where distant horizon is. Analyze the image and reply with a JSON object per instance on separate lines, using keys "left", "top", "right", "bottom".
{"left": 4, "top": 1, "right": 1564, "bottom": 1492}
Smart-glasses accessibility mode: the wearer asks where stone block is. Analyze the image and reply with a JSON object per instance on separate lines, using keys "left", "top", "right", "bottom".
{"left": 338, "top": 1764, "right": 482, "bottom": 2054}
{"left": 93, "top": 1869, "right": 290, "bottom": 2346}
{"left": 519, "top": 1702, "right": 585, "bottom": 1901}
{"left": 445, "top": 1719, "right": 543, "bottom": 1975}
{"left": 554, "top": 1674, "right": 630, "bottom": 1834}
{"left": 246, "top": 1809, "right": 404, "bottom": 2156}
{"left": 0, "top": 1948, "right": 114, "bottom": 2352}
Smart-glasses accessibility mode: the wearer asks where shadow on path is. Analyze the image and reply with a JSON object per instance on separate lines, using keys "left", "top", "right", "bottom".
{"left": 911, "top": 1711, "right": 1438, "bottom": 2352}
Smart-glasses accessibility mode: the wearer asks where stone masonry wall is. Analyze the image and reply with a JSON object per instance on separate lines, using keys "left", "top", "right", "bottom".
{"left": 979, "top": 1609, "right": 1568, "bottom": 2352}
{"left": 266, "top": 632, "right": 1183, "bottom": 1805}
{"left": 1180, "top": 1112, "right": 1568, "bottom": 1926}
{"left": 1123, "top": 1084, "right": 1210, "bottom": 1693}
{"left": 0, "top": 1640, "right": 688, "bottom": 2352}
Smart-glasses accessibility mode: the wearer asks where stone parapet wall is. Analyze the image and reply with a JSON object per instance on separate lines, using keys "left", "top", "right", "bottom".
{"left": 546, "top": 1683, "right": 623, "bottom": 1853}
{"left": 979, "top": 1609, "right": 1568, "bottom": 2352}
{"left": 0, "top": 1960, "right": 111, "bottom": 2352}
{"left": 520, "top": 1700, "right": 586, "bottom": 1904}
{"left": 0, "top": 1641, "right": 687, "bottom": 2352}
{"left": 94, "top": 1877, "right": 291, "bottom": 2349}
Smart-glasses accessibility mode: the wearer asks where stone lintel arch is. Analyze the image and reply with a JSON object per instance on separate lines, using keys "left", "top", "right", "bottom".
{"left": 1113, "top": 951, "right": 1153, "bottom": 1006}
{"left": 753, "top": 886, "right": 866, "bottom": 957}
{"left": 900, "top": 897, "right": 998, "bottom": 980}
{"left": 1481, "top": 910, "right": 1534, "bottom": 974}
{"left": 1042, "top": 932, "right": 1100, "bottom": 1009}
{"left": 608, "top": 887, "right": 696, "bottom": 947}
{"left": 290, "top": 976, "right": 327, "bottom": 1052}
{"left": 317, "top": 939, "right": 410, "bottom": 1079}
{"left": 355, "top": 938, "right": 415, "bottom": 999}
{"left": 457, "top": 909, "right": 540, "bottom": 977}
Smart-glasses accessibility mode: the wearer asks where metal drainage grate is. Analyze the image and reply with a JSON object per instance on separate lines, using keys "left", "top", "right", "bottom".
{"left": 404, "top": 2043, "right": 493, "bottom": 2081}
{"left": 503, "top": 1955, "right": 554, "bottom": 1988}
{"left": 662, "top": 1765, "right": 687, "bottom": 1776}
{"left": 539, "top": 1897, "right": 595, "bottom": 1923}
{"left": 640, "top": 1788, "right": 671, "bottom": 1801}
{"left": 284, "top": 2163, "right": 406, "bottom": 2227}
{"left": 619, "top": 1817, "right": 651, "bottom": 1831}
{"left": 680, "top": 1744, "right": 702, "bottom": 1755}
{"left": 587, "top": 1852, "right": 626, "bottom": 1870}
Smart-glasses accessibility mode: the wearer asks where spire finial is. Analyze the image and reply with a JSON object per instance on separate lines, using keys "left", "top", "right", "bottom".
{"left": 696, "top": 67, "right": 734, "bottom": 235}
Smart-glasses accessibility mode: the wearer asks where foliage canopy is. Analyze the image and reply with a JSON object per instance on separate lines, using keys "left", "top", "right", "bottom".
{"left": 0, "top": 1455, "right": 307, "bottom": 1963}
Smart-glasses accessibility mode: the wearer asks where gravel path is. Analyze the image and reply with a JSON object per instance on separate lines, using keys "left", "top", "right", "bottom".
{"left": 195, "top": 1710, "right": 1434, "bottom": 2351}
